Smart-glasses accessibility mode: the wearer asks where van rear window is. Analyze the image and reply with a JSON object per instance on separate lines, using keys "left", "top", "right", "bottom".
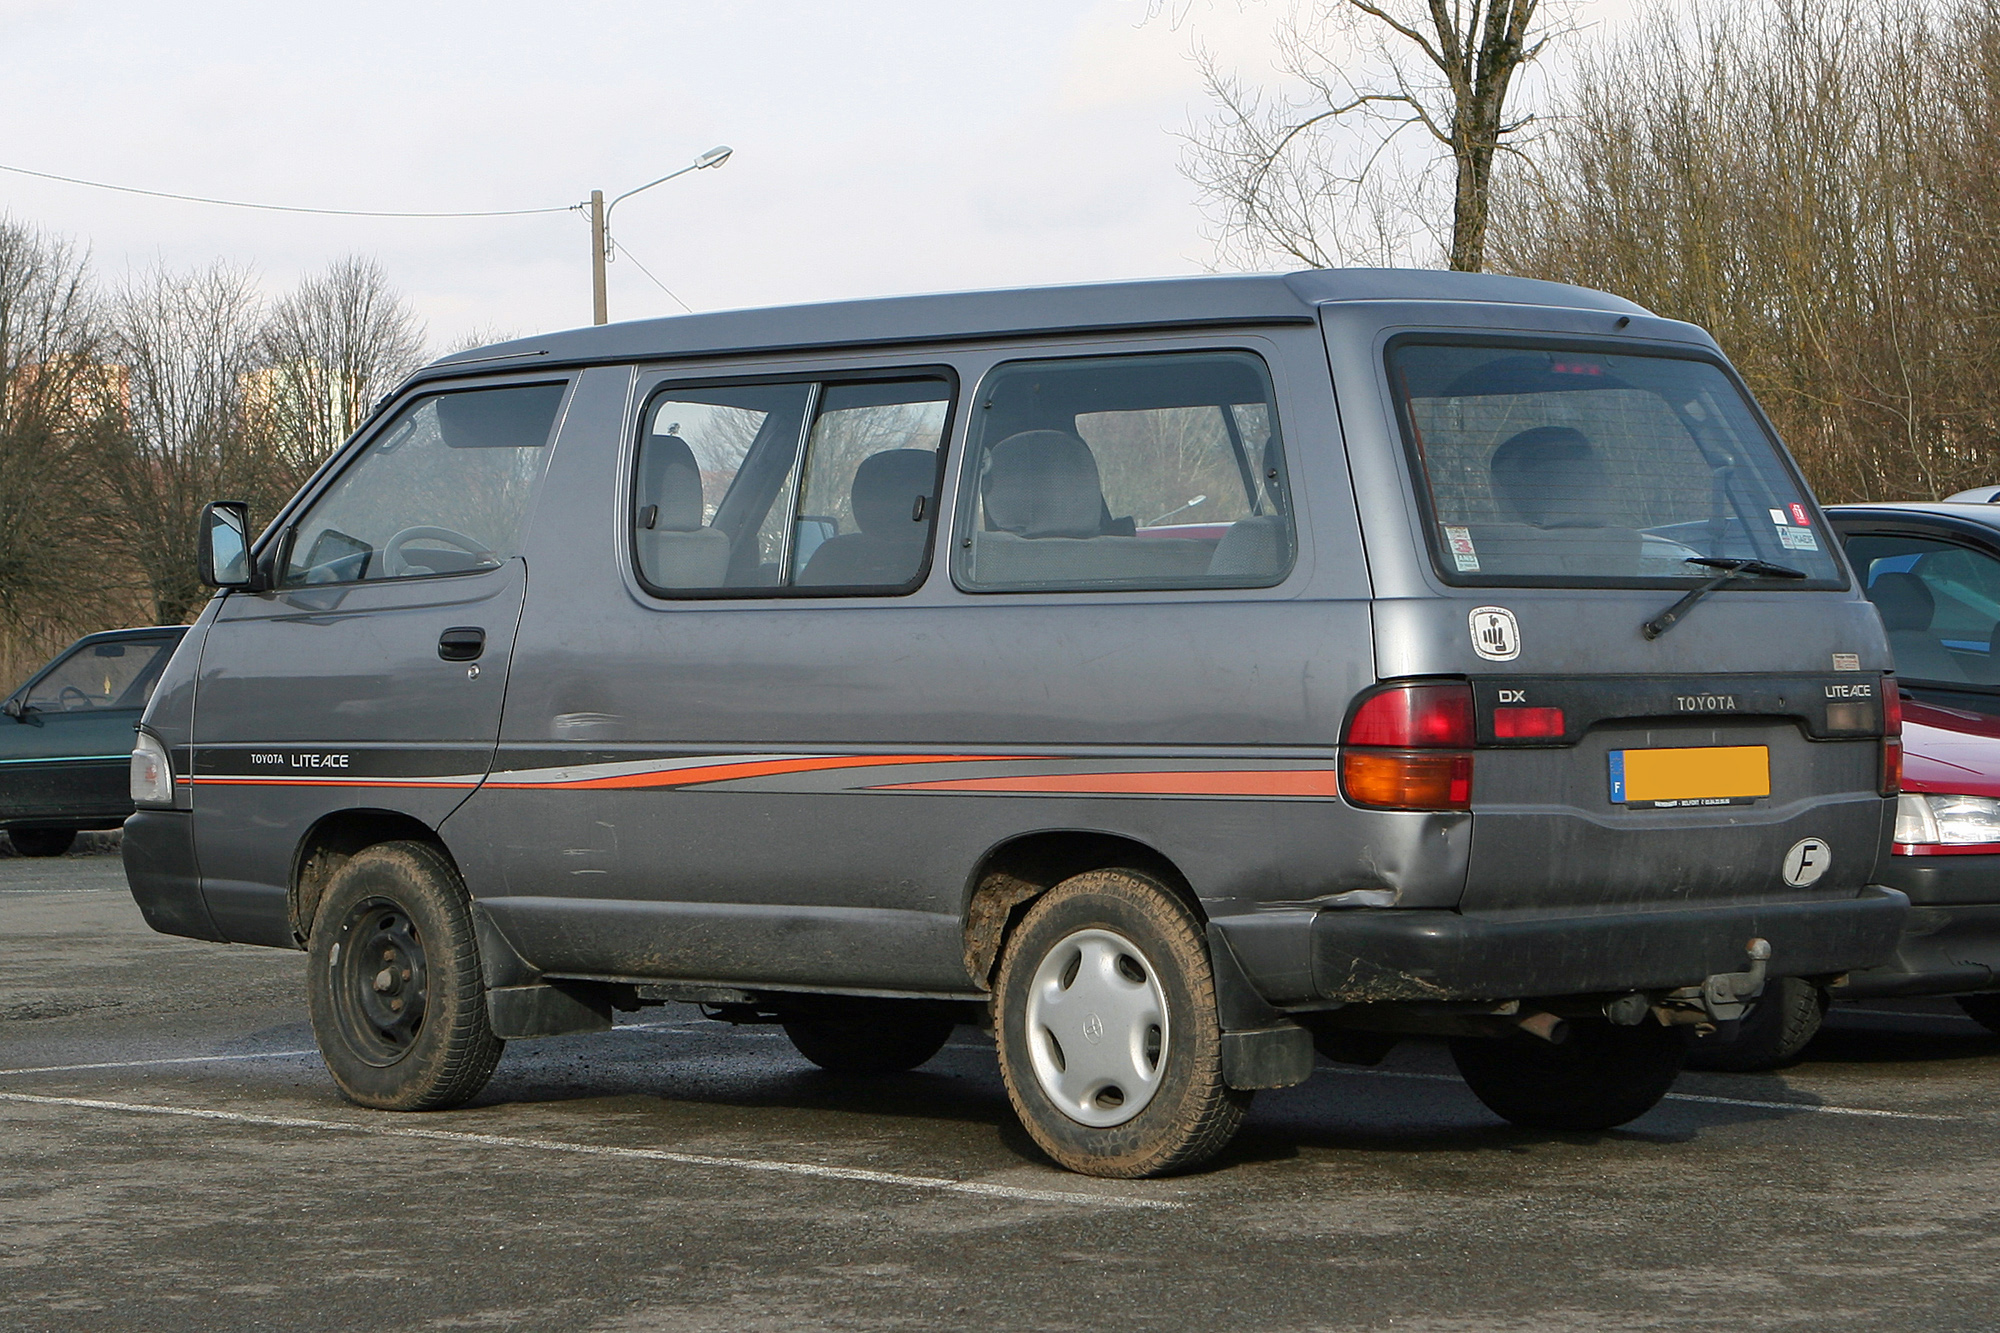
{"left": 1389, "top": 341, "right": 1844, "bottom": 587}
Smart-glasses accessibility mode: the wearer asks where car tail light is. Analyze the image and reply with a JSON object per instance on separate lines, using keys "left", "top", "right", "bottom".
{"left": 131, "top": 732, "right": 173, "bottom": 806}
{"left": 1881, "top": 677, "right": 1903, "bottom": 797}
{"left": 1342, "top": 681, "right": 1474, "bottom": 810}
{"left": 1893, "top": 793, "right": 2000, "bottom": 855}
{"left": 1492, "top": 706, "right": 1565, "bottom": 740}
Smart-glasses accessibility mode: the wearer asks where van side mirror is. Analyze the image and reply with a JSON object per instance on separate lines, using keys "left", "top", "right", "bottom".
{"left": 198, "top": 501, "right": 260, "bottom": 590}
{"left": 2, "top": 696, "right": 23, "bottom": 722}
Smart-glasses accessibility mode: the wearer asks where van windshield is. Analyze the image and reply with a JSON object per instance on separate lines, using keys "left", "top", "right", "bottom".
{"left": 1390, "top": 341, "right": 1845, "bottom": 587}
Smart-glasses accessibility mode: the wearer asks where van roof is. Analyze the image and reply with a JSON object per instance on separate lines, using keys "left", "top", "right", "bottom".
{"left": 429, "top": 268, "right": 1651, "bottom": 376}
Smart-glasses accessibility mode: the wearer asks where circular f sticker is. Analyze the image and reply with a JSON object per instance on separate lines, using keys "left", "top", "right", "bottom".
{"left": 1782, "top": 838, "right": 1832, "bottom": 887}
{"left": 1469, "top": 606, "right": 1520, "bottom": 661}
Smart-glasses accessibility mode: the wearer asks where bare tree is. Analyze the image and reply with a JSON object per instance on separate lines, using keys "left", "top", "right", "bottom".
{"left": 99, "top": 262, "right": 275, "bottom": 624}
{"left": 253, "top": 256, "right": 426, "bottom": 484}
{"left": 1184, "top": 1, "right": 1560, "bottom": 271}
{"left": 0, "top": 219, "right": 128, "bottom": 677}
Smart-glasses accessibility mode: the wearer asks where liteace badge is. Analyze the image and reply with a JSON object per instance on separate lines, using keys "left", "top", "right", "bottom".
{"left": 1469, "top": 606, "right": 1520, "bottom": 661}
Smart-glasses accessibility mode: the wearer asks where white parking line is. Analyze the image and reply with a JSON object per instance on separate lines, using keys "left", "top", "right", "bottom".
{"left": 0, "top": 1089, "right": 1183, "bottom": 1210}
{"left": 1324, "top": 1066, "right": 1961, "bottom": 1121}
{"left": 0, "top": 1050, "right": 318, "bottom": 1076}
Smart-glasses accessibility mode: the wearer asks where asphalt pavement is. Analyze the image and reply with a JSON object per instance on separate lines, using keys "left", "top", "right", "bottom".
{"left": 4, "top": 849, "right": 1999, "bottom": 1332}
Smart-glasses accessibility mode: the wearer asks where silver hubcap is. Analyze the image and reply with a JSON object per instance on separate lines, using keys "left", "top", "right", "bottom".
{"left": 1023, "top": 927, "right": 1169, "bottom": 1127}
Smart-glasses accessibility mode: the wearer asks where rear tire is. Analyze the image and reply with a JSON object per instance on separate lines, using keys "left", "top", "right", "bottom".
{"left": 994, "top": 868, "right": 1249, "bottom": 1178}
{"left": 306, "top": 840, "right": 503, "bottom": 1111}
{"left": 782, "top": 1001, "right": 956, "bottom": 1075}
{"left": 1957, "top": 993, "right": 2000, "bottom": 1035}
{"left": 1686, "top": 977, "right": 1826, "bottom": 1072}
{"left": 1450, "top": 1020, "right": 1688, "bottom": 1132}
{"left": 9, "top": 827, "right": 76, "bottom": 858}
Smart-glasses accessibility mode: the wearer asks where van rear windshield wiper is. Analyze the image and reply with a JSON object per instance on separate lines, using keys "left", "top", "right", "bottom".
{"left": 1642, "top": 558, "right": 1807, "bottom": 640}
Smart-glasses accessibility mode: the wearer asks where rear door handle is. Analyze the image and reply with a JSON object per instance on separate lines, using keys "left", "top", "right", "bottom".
{"left": 438, "top": 627, "right": 486, "bottom": 662}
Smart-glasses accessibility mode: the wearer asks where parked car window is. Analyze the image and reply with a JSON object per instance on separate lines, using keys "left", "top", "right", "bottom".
{"left": 1845, "top": 532, "right": 2000, "bottom": 684}
{"left": 22, "top": 639, "right": 176, "bottom": 712}
{"left": 633, "top": 376, "right": 951, "bottom": 595}
{"left": 954, "top": 351, "right": 1293, "bottom": 592}
{"left": 1391, "top": 342, "right": 1844, "bottom": 586}
{"left": 280, "top": 382, "right": 566, "bottom": 586}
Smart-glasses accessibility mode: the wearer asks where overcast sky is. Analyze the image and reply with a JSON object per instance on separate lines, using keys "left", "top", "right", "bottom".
{"left": 0, "top": 0, "right": 1643, "bottom": 351}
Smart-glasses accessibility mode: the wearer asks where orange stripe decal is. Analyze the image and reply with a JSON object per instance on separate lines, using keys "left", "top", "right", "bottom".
{"left": 874, "top": 769, "right": 1343, "bottom": 798}
{"left": 485, "top": 754, "right": 1021, "bottom": 791}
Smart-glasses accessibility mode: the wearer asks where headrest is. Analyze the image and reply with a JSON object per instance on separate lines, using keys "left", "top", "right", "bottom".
{"left": 640, "top": 434, "right": 704, "bottom": 531}
{"left": 982, "top": 430, "right": 1105, "bottom": 539}
{"left": 850, "top": 449, "right": 936, "bottom": 540}
{"left": 1490, "top": 425, "right": 1609, "bottom": 528}
{"left": 1868, "top": 571, "right": 1936, "bottom": 632}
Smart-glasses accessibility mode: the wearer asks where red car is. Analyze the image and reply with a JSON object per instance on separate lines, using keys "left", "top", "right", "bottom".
{"left": 1697, "top": 500, "right": 2000, "bottom": 1069}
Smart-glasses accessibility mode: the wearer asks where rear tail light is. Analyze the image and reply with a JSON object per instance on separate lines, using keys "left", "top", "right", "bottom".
{"left": 1342, "top": 681, "right": 1475, "bottom": 810}
{"left": 1881, "top": 676, "right": 1903, "bottom": 797}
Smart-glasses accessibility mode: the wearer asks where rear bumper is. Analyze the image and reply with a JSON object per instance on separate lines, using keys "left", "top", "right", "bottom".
{"left": 122, "top": 809, "right": 223, "bottom": 942}
{"left": 1298, "top": 888, "right": 1909, "bottom": 1003}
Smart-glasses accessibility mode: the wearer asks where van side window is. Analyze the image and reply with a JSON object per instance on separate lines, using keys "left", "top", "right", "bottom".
{"left": 954, "top": 351, "right": 1293, "bottom": 592}
{"left": 279, "top": 382, "right": 565, "bottom": 586}
{"left": 633, "top": 375, "right": 951, "bottom": 596}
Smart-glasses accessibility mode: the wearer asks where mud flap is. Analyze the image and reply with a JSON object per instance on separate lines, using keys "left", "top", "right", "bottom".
{"left": 487, "top": 980, "right": 613, "bottom": 1039}
{"left": 1207, "top": 923, "right": 1314, "bottom": 1090}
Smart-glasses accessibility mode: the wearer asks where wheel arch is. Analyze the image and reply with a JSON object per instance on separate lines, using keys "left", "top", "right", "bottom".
{"left": 288, "top": 808, "right": 453, "bottom": 948}
{"left": 960, "top": 829, "right": 1201, "bottom": 992}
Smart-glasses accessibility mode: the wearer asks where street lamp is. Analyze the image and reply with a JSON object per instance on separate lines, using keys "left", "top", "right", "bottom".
{"left": 588, "top": 145, "right": 732, "bottom": 325}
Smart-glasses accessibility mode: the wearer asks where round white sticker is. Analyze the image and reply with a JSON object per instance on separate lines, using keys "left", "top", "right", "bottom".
{"left": 1782, "top": 838, "right": 1832, "bottom": 887}
{"left": 1469, "top": 606, "right": 1520, "bottom": 662}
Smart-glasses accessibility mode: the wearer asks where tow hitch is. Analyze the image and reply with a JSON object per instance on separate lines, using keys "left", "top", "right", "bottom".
{"left": 1651, "top": 938, "right": 1772, "bottom": 1031}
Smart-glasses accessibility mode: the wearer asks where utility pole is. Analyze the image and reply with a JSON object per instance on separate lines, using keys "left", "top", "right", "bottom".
{"left": 584, "top": 146, "right": 731, "bottom": 327}
{"left": 590, "top": 189, "right": 608, "bottom": 326}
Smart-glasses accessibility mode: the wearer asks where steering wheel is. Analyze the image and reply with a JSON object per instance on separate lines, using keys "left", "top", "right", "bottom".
{"left": 57, "top": 685, "right": 92, "bottom": 712}
{"left": 381, "top": 526, "right": 496, "bottom": 577}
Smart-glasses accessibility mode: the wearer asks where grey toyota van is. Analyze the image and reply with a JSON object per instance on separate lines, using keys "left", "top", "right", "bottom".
{"left": 126, "top": 269, "right": 1907, "bottom": 1178}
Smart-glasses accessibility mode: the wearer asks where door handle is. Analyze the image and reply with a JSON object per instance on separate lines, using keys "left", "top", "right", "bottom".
{"left": 438, "top": 627, "right": 486, "bottom": 662}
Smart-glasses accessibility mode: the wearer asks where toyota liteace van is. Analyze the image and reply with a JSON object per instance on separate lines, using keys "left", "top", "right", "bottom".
{"left": 126, "top": 269, "right": 1907, "bottom": 1177}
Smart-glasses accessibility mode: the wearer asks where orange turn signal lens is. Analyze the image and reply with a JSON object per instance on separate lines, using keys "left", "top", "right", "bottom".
{"left": 1341, "top": 749, "right": 1473, "bottom": 811}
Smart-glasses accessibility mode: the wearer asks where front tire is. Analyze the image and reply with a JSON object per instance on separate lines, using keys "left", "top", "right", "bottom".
{"left": 782, "top": 1000, "right": 956, "bottom": 1075}
{"left": 994, "top": 868, "right": 1248, "bottom": 1178}
{"left": 9, "top": 827, "right": 76, "bottom": 857}
{"left": 306, "top": 840, "right": 503, "bottom": 1111}
{"left": 1686, "top": 977, "right": 1826, "bottom": 1072}
{"left": 1450, "top": 1020, "right": 1688, "bottom": 1132}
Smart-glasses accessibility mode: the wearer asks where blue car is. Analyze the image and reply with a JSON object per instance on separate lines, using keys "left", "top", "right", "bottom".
{"left": 2, "top": 627, "right": 187, "bottom": 857}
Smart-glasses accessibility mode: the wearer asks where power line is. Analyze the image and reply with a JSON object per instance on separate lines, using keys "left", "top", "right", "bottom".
{"left": 0, "top": 161, "right": 578, "bottom": 219}
{"left": 608, "top": 236, "right": 694, "bottom": 314}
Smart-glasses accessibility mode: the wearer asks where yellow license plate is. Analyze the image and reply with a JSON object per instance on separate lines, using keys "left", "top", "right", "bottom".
{"left": 1609, "top": 745, "right": 1769, "bottom": 808}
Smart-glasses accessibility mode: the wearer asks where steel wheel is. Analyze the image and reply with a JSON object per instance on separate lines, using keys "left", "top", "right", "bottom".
{"left": 1023, "top": 927, "right": 1169, "bottom": 1127}
{"left": 329, "top": 898, "right": 430, "bottom": 1066}
{"left": 306, "top": 840, "right": 502, "bottom": 1111}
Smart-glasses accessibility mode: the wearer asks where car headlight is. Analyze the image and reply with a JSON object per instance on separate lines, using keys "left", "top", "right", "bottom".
{"left": 130, "top": 732, "right": 174, "bottom": 806}
{"left": 1895, "top": 793, "right": 2000, "bottom": 846}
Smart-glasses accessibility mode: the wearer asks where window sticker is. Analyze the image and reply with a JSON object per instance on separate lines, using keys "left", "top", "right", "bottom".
{"left": 1443, "top": 524, "right": 1480, "bottom": 572}
{"left": 1768, "top": 508, "right": 1788, "bottom": 526}
{"left": 1789, "top": 502, "right": 1812, "bottom": 526}
{"left": 1832, "top": 653, "right": 1861, "bottom": 671}
{"left": 1777, "top": 525, "right": 1820, "bottom": 551}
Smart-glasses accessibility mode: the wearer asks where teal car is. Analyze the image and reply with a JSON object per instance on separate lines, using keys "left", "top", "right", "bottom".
{"left": 2, "top": 628, "right": 186, "bottom": 857}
